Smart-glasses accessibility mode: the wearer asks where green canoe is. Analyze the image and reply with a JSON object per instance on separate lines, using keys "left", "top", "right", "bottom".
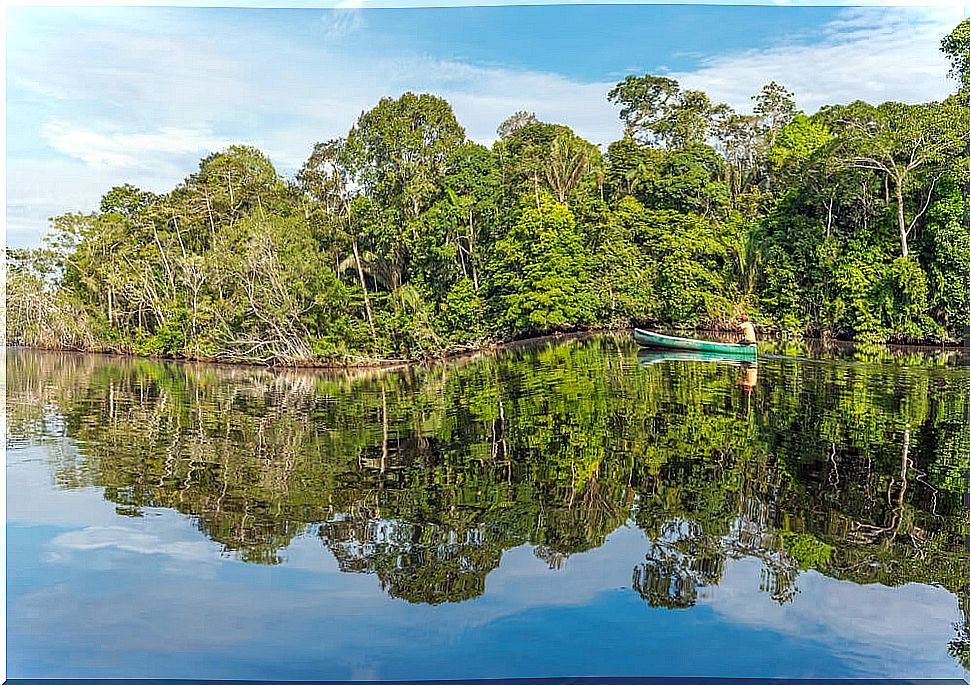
{"left": 633, "top": 328, "right": 757, "bottom": 358}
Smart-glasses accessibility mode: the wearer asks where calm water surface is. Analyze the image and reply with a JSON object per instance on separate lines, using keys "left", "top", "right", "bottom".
{"left": 7, "top": 337, "right": 970, "bottom": 679}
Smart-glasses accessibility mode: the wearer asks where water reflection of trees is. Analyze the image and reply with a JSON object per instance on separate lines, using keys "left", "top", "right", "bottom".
{"left": 6, "top": 340, "right": 969, "bottom": 629}
{"left": 319, "top": 516, "right": 506, "bottom": 604}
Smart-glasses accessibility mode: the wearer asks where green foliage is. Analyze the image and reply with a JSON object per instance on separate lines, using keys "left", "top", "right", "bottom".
{"left": 493, "top": 120, "right": 601, "bottom": 206}
{"left": 924, "top": 178, "right": 970, "bottom": 332}
{"left": 587, "top": 198, "right": 657, "bottom": 324}
{"left": 875, "top": 257, "right": 934, "bottom": 342}
{"left": 346, "top": 92, "right": 466, "bottom": 221}
{"left": 608, "top": 74, "right": 729, "bottom": 148}
{"left": 780, "top": 531, "right": 835, "bottom": 570}
{"left": 768, "top": 114, "right": 831, "bottom": 172}
{"left": 618, "top": 199, "right": 734, "bottom": 325}
{"left": 942, "top": 17, "right": 970, "bottom": 94}
{"left": 488, "top": 195, "right": 593, "bottom": 334}
{"left": 135, "top": 305, "right": 188, "bottom": 357}
{"left": 644, "top": 143, "right": 730, "bottom": 215}
{"left": 605, "top": 138, "right": 729, "bottom": 215}
{"left": 438, "top": 278, "right": 486, "bottom": 342}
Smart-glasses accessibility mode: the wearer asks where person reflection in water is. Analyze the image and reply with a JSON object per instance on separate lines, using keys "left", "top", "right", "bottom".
{"left": 739, "top": 362, "right": 758, "bottom": 392}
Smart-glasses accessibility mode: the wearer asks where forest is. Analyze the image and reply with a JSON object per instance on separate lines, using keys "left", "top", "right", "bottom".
{"left": 7, "top": 20, "right": 970, "bottom": 365}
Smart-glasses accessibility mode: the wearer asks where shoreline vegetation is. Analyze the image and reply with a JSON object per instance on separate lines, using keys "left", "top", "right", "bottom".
{"left": 8, "top": 21, "right": 970, "bottom": 366}
{"left": 7, "top": 327, "right": 967, "bottom": 371}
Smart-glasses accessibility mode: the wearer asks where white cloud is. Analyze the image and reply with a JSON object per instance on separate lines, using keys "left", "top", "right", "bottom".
{"left": 371, "top": 55, "right": 619, "bottom": 145}
{"left": 8, "top": 74, "right": 70, "bottom": 100}
{"left": 321, "top": 6, "right": 365, "bottom": 38}
{"left": 15, "top": 518, "right": 968, "bottom": 678}
{"left": 669, "top": 6, "right": 961, "bottom": 113}
{"left": 41, "top": 120, "right": 231, "bottom": 168}
{"left": 51, "top": 525, "right": 221, "bottom": 562}
{"left": 7, "top": 13, "right": 622, "bottom": 246}
{"left": 5, "top": 158, "right": 208, "bottom": 248}
{"left": 704, "top": 557, "right": 965, "bottom": 677}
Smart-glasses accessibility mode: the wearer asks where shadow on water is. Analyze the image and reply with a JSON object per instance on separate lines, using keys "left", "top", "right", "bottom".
{"left": 6, "top": 335, "right": 970, "bottom": 665}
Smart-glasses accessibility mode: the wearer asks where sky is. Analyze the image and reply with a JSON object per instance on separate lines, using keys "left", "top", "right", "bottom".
{"left": 5, "top": 1, "right": 969, "bottom": 248}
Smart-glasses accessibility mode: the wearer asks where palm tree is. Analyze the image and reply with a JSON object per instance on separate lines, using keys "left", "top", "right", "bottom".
{"left": 545, "top": 135, "right": 595, "bottom": 205}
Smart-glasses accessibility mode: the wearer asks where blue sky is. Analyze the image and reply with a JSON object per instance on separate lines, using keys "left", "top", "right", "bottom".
{"left": 5, "top": 2, "right": 968, "bottom": 248}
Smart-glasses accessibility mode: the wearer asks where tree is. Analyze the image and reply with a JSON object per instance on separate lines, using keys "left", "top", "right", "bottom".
{"left": 714, "top": 112, "right": 761, "bottom": 198}
{"left": 641, "top": 144, "right": 730, "bottom": 216}
{"left": 494, "top": 120, "right": 600, "bottom": 207}
{"left": 705, "top": 82, "right": 798, "bottom": 199}
{"left": 608, "top": 74, "right": 730, "bottom": 149}
{"left": 767, "top": 114, "right": 831, "bottom": 173}
{"left": 299, "top": 138, "right": 378, "bottom": 343}
{"left": 830, "top": 100, "right": 970, "bottom": 258}
{"left": 753, "top": 81, "right": 797, "bottom": 152}
{"left": 545, "top": 133, "right": 601, "bottom": 205}
{"left": 433, "top": 142, "right": 502, "bottom": 295}
{"left": 487, "top": 194, "right": 592, "bottom": 334}
{"left": 345, "top": 92, "right": 465, "bottom": 222}
{"left": 497, "top": 110, "right": 539, "bottom": 139}
{"left": 621, "top": 199, "right": 734, "bottom": 325}
{"left": 942, "top": 18, "right": 970, "bottom": 95}
{"left": 924, "top": 179, "right": 970, "bottom": 332}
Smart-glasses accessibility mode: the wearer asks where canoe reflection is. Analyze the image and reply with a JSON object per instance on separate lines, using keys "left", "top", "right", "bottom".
{"left": 636, "top": 349, "right": 753, "bottom": 367}
{"left": 636, "top": 349, "right": 758, "bottom": 391}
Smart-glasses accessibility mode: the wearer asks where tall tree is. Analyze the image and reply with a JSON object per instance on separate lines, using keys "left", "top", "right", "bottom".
{"left": 345, "top": 92, "right": 466, "bottom": 222}
{"left": 487, "top": 194, "right": 592, "bottom": 334}
{"left": 493, "top": 120, "right": 600, "bottom": 206}
{"left": 608, "top": 75, "right": 729, "bottom": 149}
{"left": 830, "top": 100, "right": 970, "bottom": 258}
{"left": 299, "top": 138, "right": 378, "bottom": 343}
{"left": 497, "top": 111, "right": 539, "bottom": 140}
{"left": 753, "top": 81, "right": 798, "bottom": 152}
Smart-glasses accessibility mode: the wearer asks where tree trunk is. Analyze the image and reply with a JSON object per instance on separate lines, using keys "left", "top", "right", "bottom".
{"left": 469, "top": 209, "right": 479, "bottom": 292}
{"left": 826, "top": 197, "right": 834, "bottom": 238}
{"left": 204, "top": 190, "right": 217, "bottom": 241}
{"left": 898, "top": 426, "right": 910, "bottom": 507}
{"left": 381, "top": 386, "right": 389, "bottom": 475}
{"left": 152, "top": 224, "right": 176, "bottom": 294}
{"left": 895, "top": 181, "right": 909, "bottom": 258}
{"left": 455, "top": 232, "right": 468, "bottom": 279}
{"left": 352, "top": 235, "right": 377, "bottom": 343}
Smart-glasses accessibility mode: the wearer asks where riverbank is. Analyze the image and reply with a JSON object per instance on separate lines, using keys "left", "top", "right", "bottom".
{"left": 7, "top": 322, "right": 968, "bottom": 370}
{"left": 5, "top": 330, "right": 599, "bottom": 370}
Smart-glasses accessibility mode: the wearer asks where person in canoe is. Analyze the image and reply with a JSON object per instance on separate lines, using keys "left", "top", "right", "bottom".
{"left": 737, "top": 314, "right": 757, "bottom": 346}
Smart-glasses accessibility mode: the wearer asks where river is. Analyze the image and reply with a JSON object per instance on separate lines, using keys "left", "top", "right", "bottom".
{"left": 6, "top": 336, "right": 970, "bottom": 678}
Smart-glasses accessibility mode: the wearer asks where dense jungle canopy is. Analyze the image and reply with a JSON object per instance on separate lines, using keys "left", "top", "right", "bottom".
{"left": 8, "top": 20, "right": 970, "bottom": 364}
